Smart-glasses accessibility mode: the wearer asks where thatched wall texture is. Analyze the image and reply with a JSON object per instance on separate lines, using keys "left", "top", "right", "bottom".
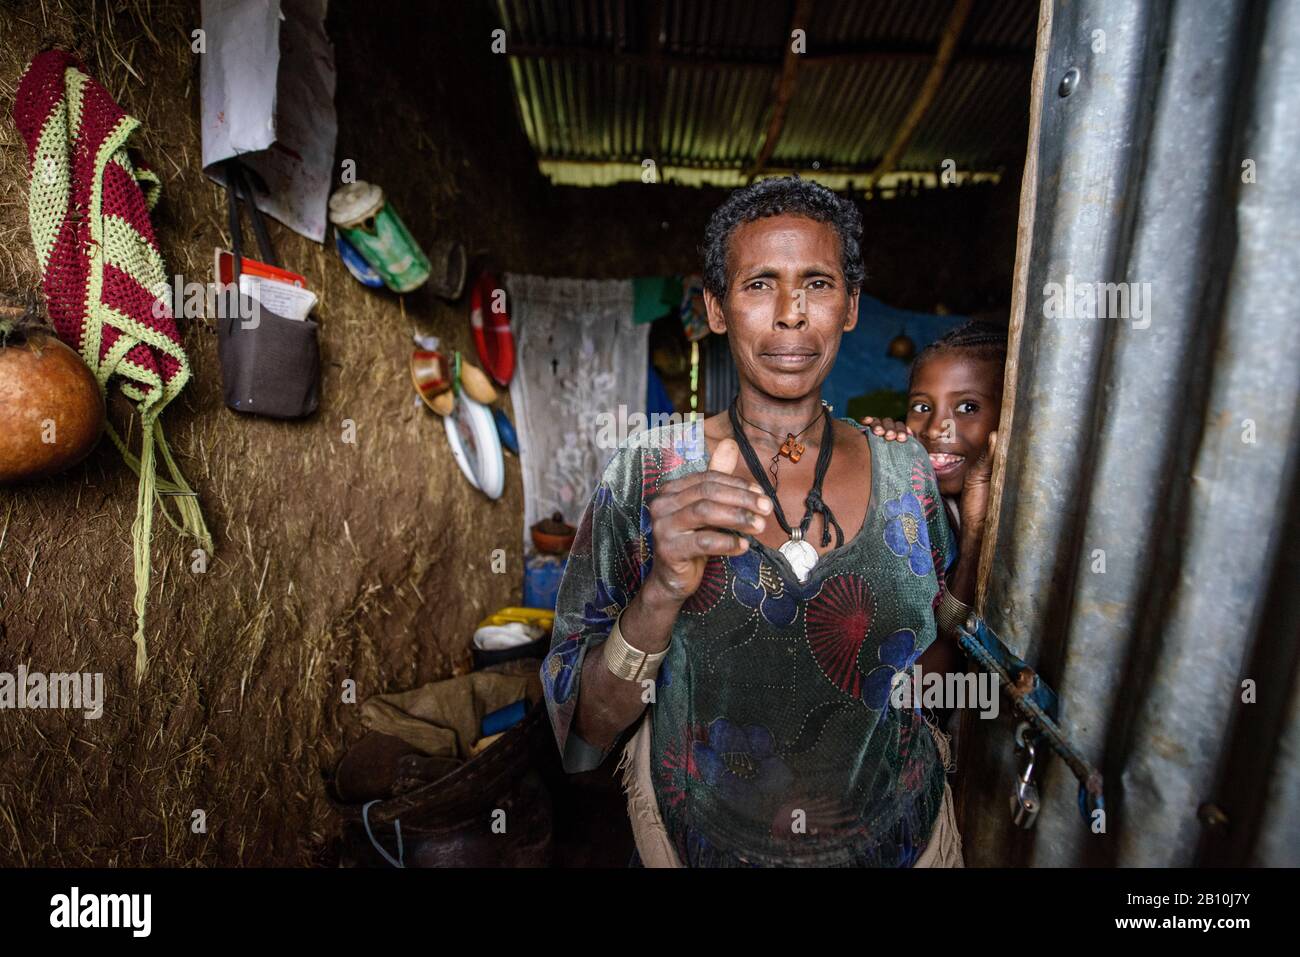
{"left": 0, "top": 0, "right": 1019, "bottom": 865}
{"left": 0, "top": 0, "right": 539, "bottom": 866}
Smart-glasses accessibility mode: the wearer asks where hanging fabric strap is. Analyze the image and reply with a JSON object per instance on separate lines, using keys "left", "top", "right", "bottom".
{"left": 224, "top": 160, "right": 279, "bottom": 276}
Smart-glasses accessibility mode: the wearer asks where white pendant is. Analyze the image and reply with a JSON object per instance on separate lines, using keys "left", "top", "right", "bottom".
{"left": 780, "top": 537, "right": 819, "bottom": 583}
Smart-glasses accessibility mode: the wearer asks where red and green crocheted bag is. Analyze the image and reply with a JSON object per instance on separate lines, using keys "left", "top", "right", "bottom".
{"left": 13, "top": 50, "right": 211, "bottom": 680}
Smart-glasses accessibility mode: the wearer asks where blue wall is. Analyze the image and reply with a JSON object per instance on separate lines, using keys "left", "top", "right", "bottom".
{"left": 820, "top": 294, "right": 968, "bottom": 417}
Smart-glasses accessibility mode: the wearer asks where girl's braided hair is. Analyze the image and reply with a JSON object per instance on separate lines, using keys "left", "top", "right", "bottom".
{"left": 909, "top": 319, "right": 1009, "bottom": 388}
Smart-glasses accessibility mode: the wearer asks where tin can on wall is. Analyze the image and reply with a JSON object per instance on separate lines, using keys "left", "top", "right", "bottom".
{"left": 328, "top": 182, "right": 431, "bottom": 293}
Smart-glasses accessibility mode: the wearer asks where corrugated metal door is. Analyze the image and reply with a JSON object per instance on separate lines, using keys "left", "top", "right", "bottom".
{"left": 961, "top": 0, "right": 1300, "bottom": 866}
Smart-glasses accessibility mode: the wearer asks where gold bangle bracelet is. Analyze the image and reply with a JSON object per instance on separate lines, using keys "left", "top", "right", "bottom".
{"left": 937, "top": 589, "right": 972, "bottom": 635}
{"left": 603, "top": 611, "right": 669, "bottom": 682}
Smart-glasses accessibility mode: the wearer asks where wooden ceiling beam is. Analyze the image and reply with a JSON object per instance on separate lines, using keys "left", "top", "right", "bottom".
{"left": 644, "top": 0, "right": 666, "bottom": 179}
{"left": 745, "top": 0, "right": 816, "bottom": 182}
{"left": 537, "top": 155, "right": 1009, "bottom": 178}
{"left": 506, "top": 43, "right": 1029, "bottom": 71}
{"left": 868, "top": 0, "right": 976, "bottom": 185}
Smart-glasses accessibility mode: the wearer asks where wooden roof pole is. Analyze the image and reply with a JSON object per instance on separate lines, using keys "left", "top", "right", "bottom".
{"left": 746, "top": 0, "right": 815, "bottom": 183}
{"left": 507, "top": 44, "right": 1029, "bottom": 70}
{"left": 868, "top": 0, "right": 975, "bottom": 186}
{"left": 645, "top": 0, "right": 666, "bottom": 180}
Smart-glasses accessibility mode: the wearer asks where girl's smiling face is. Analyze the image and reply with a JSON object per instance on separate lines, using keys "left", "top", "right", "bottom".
{"left": 906, "top": 353, "right": 1004, "bottom": 496}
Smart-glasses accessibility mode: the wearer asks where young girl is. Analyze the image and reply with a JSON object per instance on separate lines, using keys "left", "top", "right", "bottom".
{"left": 863, "top": 320, "right": 1006, "bottom": 739}
{"left": 863, "top": 320, "right": 1007, "bottom": 531}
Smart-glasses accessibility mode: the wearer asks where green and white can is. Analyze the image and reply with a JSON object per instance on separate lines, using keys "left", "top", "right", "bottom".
{"left": 328, "top": 182, "right": 431, "bottom": 293}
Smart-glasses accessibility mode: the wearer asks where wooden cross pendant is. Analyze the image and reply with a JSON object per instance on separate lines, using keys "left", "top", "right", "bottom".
{"left": 780, "top": 433, "right": 805, "bottom": 462}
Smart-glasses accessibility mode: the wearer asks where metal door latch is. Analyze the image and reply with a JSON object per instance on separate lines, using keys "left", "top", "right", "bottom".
{"left": 959, "top": 616, "right": 1105, "bottom": 828}
{"left": 1011, "top": 721, "right": 1041, "bottom": 829}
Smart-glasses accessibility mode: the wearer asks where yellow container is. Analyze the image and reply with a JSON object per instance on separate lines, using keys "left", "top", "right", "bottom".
{"left": 475, "top": 607, "right": 555, "bottom": 634}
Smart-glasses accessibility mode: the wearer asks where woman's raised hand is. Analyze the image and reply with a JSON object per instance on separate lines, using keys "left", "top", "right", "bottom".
{"left": 861, "top": 415, "right": 912, "bottom": 443}
{"left": 643, "top": 438, "right": 773, "bottom": 605}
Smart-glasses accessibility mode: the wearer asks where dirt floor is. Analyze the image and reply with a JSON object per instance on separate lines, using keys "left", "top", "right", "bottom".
{"left": 0, "top": 0, "right": 1017, "bottom": 865}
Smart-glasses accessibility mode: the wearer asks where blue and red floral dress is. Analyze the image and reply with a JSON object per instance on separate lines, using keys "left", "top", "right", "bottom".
{"left": 541, "top": 419, "right": 957, "bottom": 866}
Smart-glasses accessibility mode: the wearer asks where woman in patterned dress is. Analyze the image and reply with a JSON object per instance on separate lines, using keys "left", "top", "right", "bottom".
{"left": 541, "top": 177, "right": 996, "bottom": 867}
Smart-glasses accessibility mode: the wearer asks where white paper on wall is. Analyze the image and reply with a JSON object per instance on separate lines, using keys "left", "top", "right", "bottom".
{"left": 200, "top": 0, "right": 337, "bottom": 242}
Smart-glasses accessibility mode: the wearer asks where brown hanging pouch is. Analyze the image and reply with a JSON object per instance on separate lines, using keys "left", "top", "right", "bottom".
{"left": 215, "top": 160, "right": 321, "bottom": 419}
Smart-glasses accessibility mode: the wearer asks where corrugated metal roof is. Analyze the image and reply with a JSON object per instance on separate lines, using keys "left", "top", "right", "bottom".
{"left": 496, "top": 0, "right": 1038, "bottom": 187}
{"left": 806, "top": 0, "right": 953, "bottom": 46}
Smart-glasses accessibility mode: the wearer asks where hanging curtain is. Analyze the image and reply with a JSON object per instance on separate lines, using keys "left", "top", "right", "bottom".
{"left": 505, "top": 275, "right": 647, "bottom": 549}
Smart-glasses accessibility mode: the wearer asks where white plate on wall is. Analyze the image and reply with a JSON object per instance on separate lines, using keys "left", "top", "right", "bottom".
{"left": 444, "top": 392, "right": 504, "bottom": 500}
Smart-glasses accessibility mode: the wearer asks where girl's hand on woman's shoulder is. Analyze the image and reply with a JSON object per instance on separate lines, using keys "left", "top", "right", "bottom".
{"left": 860, "top": 416, "right": 912, "bottom": 443}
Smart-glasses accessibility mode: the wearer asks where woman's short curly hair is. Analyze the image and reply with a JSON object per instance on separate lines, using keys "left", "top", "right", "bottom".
{"left": 702, "top": 176, "right": 865, "bottom": 300}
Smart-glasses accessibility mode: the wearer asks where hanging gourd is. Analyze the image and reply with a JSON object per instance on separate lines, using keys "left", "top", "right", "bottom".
{"left": 0, "top": 313, "right": 105, "bottom": 483}
{"left": 887, "top": 329, "right": 917, "bottom": 361}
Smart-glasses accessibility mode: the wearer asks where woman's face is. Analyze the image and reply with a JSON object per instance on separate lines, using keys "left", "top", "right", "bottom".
{"left": 906, "top": 353, "right": 1004, "bottom": 496}
{"left": 704, "top": 214, "right": 859, "bottom": 400}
